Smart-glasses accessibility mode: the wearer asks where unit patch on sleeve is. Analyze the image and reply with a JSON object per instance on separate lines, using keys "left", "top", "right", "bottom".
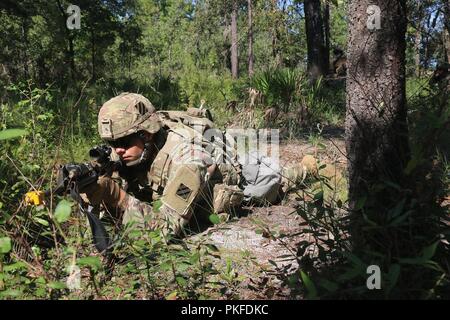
{"left": 176, "top": 183, "right": 192, "bottom": 201}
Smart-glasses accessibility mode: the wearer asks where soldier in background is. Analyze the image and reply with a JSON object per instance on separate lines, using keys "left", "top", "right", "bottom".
{"left": 429, "top": 62, "right": 450, "bottom": 91}
{"left": 332, "top": 48, "right": 347, "bottom": 77}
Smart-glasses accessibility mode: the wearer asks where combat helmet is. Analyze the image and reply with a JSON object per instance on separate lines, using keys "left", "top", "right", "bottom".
{"left": 98, "top": 92, "right": 162, "bottom": 167}
{"left": 98, "top": 92, "right": 161, "bottom": 141}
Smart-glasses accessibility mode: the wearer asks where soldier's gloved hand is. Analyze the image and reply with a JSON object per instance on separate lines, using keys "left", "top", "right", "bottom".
{"left": 79, "top": 175, "right": 126, "bottom": 207}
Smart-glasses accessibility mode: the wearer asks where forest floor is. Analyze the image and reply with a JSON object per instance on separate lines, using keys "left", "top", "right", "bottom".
{"left": 14, "top": 125, "right": 350, "bottom": 300}
{"left": 183, "top": 127, "right": 348, "bottom": 299}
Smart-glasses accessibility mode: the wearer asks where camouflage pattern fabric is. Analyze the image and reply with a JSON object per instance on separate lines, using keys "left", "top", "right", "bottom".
{"left": 92, "top": 92, "right": 321, "bottom": 238}
{"left": 121, "top": 193, "right": 188, "bottom": 237}
{"left": 98, "top": 92, "right": 161, "bottom": 141}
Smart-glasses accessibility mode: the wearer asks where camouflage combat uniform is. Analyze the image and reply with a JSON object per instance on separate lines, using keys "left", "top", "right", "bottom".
{"left": 90, "top": 93, "right": 315, "bottom": 238}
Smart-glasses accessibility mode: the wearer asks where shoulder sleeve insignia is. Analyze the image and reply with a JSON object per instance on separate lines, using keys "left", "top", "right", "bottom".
{"left": 176, "top": 183, "right": 192, "bottom": 201}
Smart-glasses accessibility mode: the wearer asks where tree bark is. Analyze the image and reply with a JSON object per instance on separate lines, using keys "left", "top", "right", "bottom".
{"left": 346, "top": 0, "right": 410, "bottom": 241}
{"left": 91, "top": 29, "right": 96, "bottom": 81}
{"left": 21, "top": 18, "right": 30, "bottom": 79}
{"left": 247, "top": 0, "right": 254, "bottom": 77}
{"left": 444, "top": 0, "right": 450, "bottom": 34}
{"left": 304, "top": 0, "right": 328, "bottom": 80}
{"left": 231, "top": 0, "right": 239, "bottom": 79}
{"left": 444, "top": 0, "right": 450, "bottom": 63}
{"left": 270, "top": 0, "right": 281, "bottom": 66}
{"left": 56, "top": 0, "right": 76, "bottom": 81}
{"left": 414, "top": 28, "right": 421, "bottom": 77}
{"left": 323, "top": 2, "right": 331, "bottom": 74}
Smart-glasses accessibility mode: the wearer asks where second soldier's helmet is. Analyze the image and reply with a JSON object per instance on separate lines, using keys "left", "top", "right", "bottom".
{"left": 98, "top": 92, "right": 161, "bottom": 141}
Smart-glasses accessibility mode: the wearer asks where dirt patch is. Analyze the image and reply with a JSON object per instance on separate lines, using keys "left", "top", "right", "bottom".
{"left": 188, "top": 204, "right": 316, "bottom": 299}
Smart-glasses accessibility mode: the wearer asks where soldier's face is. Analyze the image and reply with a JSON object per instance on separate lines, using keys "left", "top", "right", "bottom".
{"left": 113, "top": 135, "right": 145, "bottom": 163}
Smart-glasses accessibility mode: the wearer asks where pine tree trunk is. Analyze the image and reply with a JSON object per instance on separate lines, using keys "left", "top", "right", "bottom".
{"left": 444, "top": 0, "right": 450, "bottom": 63}
{"left": 323, "top": 2, "right": 331, "bottom": 74}
{"left": 248, "top": 0, "right": 254, "bottom": 77}
{"left": 231, "top": 0, "right": 239, "bottom": 79}
{"left": 445, "top": 29, "right": 450, "bottom": 65}
{"left": 346, "top": 0, "right": 410, "bottom": 240}
{"left": 304, "top": 0, "right": 327, "bottom": 80}
{"left": 414, "top": 28, "right": 421, "bottom": 77}
{"left": 57, "top": 0, "right": 76, "bottom": 81}
{"left": 91, "top": 30, "right": 96, "bottom": 81}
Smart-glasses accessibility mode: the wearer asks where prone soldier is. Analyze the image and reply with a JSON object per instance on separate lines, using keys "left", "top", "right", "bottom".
{"left": 29, "top": 93, "right": 318, "bottom": 244}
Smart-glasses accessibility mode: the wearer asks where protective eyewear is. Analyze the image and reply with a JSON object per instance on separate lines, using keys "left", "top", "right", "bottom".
{"left": 107, "top": 134, "right": 137, "bottom": 149}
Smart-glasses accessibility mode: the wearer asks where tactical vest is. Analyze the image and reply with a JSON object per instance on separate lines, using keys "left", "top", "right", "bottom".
{"left": 147, "top": 108, "right": 219, "bottom": 200}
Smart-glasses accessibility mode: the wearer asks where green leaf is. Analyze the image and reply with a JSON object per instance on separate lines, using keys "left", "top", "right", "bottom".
{"left": 398, "top": 257, "right": 426, "bottom": 265}
{"left": 166, "top": 290, "right": 178, "bottom": 300}
{"left": 0, "top": 237, "right": 12, "bottom": 254}
{"left": 54, "top": 200, "right": 72, "bottom": 223}
{"left": 176, "top": 276, "right": 187, "bottom": 287}
{"left": 314, "top": 190, "right": 324, "bottom": 201}
{"left": 385, "top": 264, "right": 401, "bottom": 295}
{"left": 34, "top": 217, "right": 49, "bottom": 227}
{"left": 268, "top": 260, "right": 278, "bottom": 268}
{"left": 160, "top": 262, "right": 171, "bottom": 271}
{"left": 398, "top": 241, "right": 440, "bottom": 265}
{"left": 209, "top": 214, "right": 220, "bottom": 225}
{"left": 77, "top": 256, "right": 102, "bottom": 271}
{"left": 389, "top": 198, "right": 406, "bottom": 219}
{"left": 422, "top": 241, "right": 439, "bottom": 261}
{"left": 47, "top": 281, "right": 67, "bottom": 290}
{"left": 153, "top": 199, "right": 162, "bottom": 213}
{"left": 226, "top": 258, "right": 232, "bottom": 275}
{"left": 388, "top": 211, "right": 411, "bottom": 227}
{"left": 4, "top": 261, "right": 27, "bottom": 272}
{"left": 345, "top": 253, "right": 366, "bottom": 270}
{"left": 300, "top": 270, "right": 318, "bottom": 299}
{"left": 404, "top": 157, "right": 421, "bottom": 175}
{"left": 206, "top": 244, "right": 219, "bottom": 252}
{"left": 383, "top": 180, "right": 402, "bottom": 191}
{"left": 318, "top": 278, "right": 338, "bottom": 292}
{"left": 177, "top": 262, "right": 191, "bottom": 272}
{"left": 354, "top": 196, "right": 367, "bottom": 211}
{"left": 337, "top": 266, "right": 363, "bottom": 282}
{"left": 0, "top": 289, "right": 23, "bottom": 298}
{"left": 189, "top": 252, "right": 200, "bottom": 264}
{"left": 0, "top": 129, "right": 28, "bottom": 141}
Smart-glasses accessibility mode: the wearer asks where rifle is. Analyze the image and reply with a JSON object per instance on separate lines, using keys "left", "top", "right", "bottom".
{"left": 27, "top": 145, "right": 122, "bottom": 257}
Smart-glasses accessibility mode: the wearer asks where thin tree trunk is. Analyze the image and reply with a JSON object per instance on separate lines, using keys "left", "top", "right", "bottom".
{"left": 444, "top": 0, "right": 450, "bottom": 34}
{"left": 56, "top": 0, "right": 76, "bottom": 81}
{"left": 231, "top": 0, "right": 238, "bottom": 79}
{"left": 21, "top": 18, "right": 30, "bottom": 79}
{"left": 223, "top": 12, "right": 230, "bottom": 70}
{"left": 444, "top": 0, "right": 450, "bottom": 63}
{"left": 304, "top": 0, "right": 327, "bottom": 80}
{"left": 323, "top": 2, "right": 330, "bottom": 74}
{"left": 248, "top": 0, "right": 254, "bottom": 77}
{"left": 445, "top": 29, "right": 450, "bottom": 64}
{"left": 69, "top": 36, "right": 75, "bottom": 81}
{"left": 414, "top": 28, "right": 421, "bottom": 77}
{"left": 346, "top": 0, "right": 410, "bottom": 245}
{"left": 270, "top": 0, "right": 280, "bottom": 65}
{"left": 91, "top": 30, "right": 96, "bottom": 81}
